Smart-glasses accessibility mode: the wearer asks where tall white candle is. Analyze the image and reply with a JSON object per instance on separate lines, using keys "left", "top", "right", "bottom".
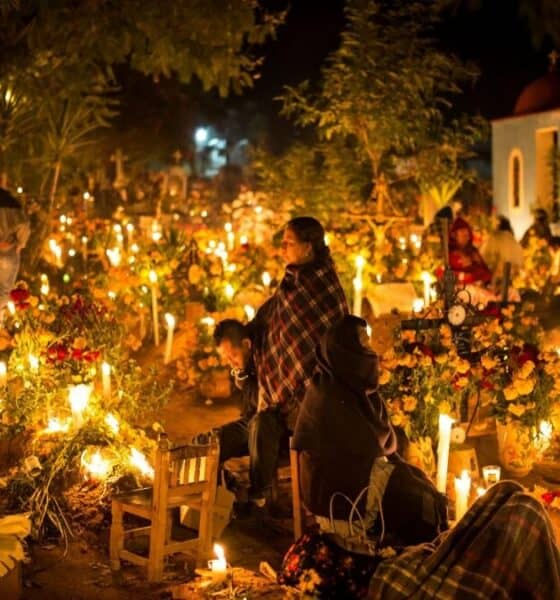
{"left": 149, "top": 270, "right": 160, "bottom": 346}
{"left": 139, "top": 303, "right": 146, "bottom": 339}
{"left": 0, "top": 361, "right": 6, "bottom": 387}
{"left": 225, "top": 223, "right": 234, "bottom": 251}
{"left": 436, "top": 413, "right": 454, "bottom": 493}
{"left": 353, "top": 256, "right": 366, "bottom": 316}
{"left": 68, "top": 384, "right": 92, "bottom": 428}
{"left": 101, "top": 362, "right": 111, "bottom": 401}
{"left": 421, "top": 271, "right": 431, "bottom": 307}
{"left": 262, "top": 271, "right": 271, "bottom": 292}
{"left": 454, "top": 469, "right": 471, "bottom": 522}
{"left": 164, "top": 313, "right": 176, "bottom": 365}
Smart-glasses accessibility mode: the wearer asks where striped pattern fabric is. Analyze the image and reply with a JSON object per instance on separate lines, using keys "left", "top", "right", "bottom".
{"left": 369, "top": 480, "right": 560, "bottom": 599}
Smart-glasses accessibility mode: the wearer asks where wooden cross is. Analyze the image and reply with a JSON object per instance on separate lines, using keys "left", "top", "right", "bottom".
{"left": 110, "top": 148, "right": 128, "bottom": 187}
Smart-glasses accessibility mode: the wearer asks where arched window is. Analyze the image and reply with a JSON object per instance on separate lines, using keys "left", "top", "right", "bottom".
{"left": 509, "top": 149, "right": 523, "bottom": 210}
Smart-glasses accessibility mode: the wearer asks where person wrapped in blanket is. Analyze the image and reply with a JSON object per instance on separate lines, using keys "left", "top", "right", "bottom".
{"left": 282, "top": 315, "right": 447, "bottom": 596}
{"left": 281, "top": 318, "right": 560, "bottom": 598}
{"left": 249, "top": 216, "right": 347, "bottom": 511}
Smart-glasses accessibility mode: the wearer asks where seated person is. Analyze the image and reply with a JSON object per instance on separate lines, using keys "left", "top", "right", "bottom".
{"left": 447, "top": 216, "right": 491, "bottom": 285}
{"left": 481, "top": 215, "right": 524, "bottom": 281}
{"left": 292, "top": 315, "right": 447, "bottom": 550}
{"left": 214, "top": 319, "right": 287, "bottom": 514}
{"left": 280, "top": 481, "right": 560, "bottom": 599}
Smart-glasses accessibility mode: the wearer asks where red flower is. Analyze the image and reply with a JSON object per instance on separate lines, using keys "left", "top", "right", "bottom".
{"left": 9, "top": 288, "right": 30, "bottom": 303}
{"left": 71, "top": 348, "right": 83, "bottom": 360}
{"left": 542, "top": 490, "right": 560, "bottom": 505}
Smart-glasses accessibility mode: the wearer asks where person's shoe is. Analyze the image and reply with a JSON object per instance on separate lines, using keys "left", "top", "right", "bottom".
{"left": 231, "top": 500, "right": 252, "bottom": 520}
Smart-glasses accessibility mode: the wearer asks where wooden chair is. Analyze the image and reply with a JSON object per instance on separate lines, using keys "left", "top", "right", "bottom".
{"left": 110, "top": 433, "right": 219, "bottom": 582}
{"left": 289, "top": 436, "right": 305, "bottom": 540}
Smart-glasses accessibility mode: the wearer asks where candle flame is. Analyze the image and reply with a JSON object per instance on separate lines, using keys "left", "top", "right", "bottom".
{"left": 105, "top": 413, "right": 119, "bottom": 434}
{"left": 0, "top": 361, "right": 6, "bottom": 377}
{"left": 213, "top": 543, "right": 225, "bottom": 561}
{"left": 102, "top": 362, "right": 111, "bottom": 376}
{"left": 130, "top": 447, "right": 154, "bottom": 479}
{"left": 81, "top": 449, "right": 110, "bottom": 480}
{"left": 165, "top": 313, "right": 176, "bottom": 329}
{"left": 149, "top": 270, "right": 158, "bottom": 284}
{"left": 355, "top": 255, "right": 366, "bottom": 269}
{"left": 261, "top": 271, "right": 271, "bottom": 287}
{"left": 44, "top": 417, "right": 69, "bottom": 434}
{"left": 244, "top": 305, "right": 256, "bottom": 321}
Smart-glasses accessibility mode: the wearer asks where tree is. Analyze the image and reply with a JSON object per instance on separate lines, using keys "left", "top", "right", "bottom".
{"left": 278, "top": 0, "right": 484, "bottom": 217}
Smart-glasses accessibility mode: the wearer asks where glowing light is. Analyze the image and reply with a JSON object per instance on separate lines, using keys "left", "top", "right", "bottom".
{"left": 224, "top": 283, "right": 235, "bottom": 300}
{"left": 68, "top": 383, "right": 92, "bottom": 428}
{"left": 355, "top": 255, "right": 366, "bottom": 270}
{"left": 130, "top": 447, "right": 154, "bottom": 479}
{"left": 0, "top": 361, "right": 6, "bottom": 386}
{"left": 201, "top": 210, "right": 208, "bottom": 218}
{"left": 262, "top": 271, "right": 271, "bottom": 288}
{"left": 7, "top": 301, "right": 15, "bottom": 315}
{"left": 324, "top": 233, "right": 330, "bottom": 246}
{"left": 130, "top": 243, "right": 139, "bottom": 253}
{"left": 68, "top": 248, "right": 76, "bottom": 257}
{"left": 106, "top": 247, "right": 122, "bottom": 267}
{"left": 83, "top": 191, "right": 91, "bottom": 200}
{"left": 244, "top": 305, "right": 256, "bottom": 321}
{"left": 44, "top": 417, "right": 69, "bottom": 434}
{"left": 195, "top": 127, "right": 208, "bottom": 144}
{"left": 412, "top": 298, "right": 425, "bottom": 313}
{"left": 28, "top": 354, "right": 39, "bottom": 372}
{"left": 240, "top": 235, "right": 248, "bottom": 245}
{"left": 59, "top": 214, "right": 67, "bottom": 224}
{"left": 224, "top": 222, "right": 232, "bottom": 232}
{"left": 149, "top": 270, "right": 158, "bottom": 284}
{"left": 16, "top": 186, "right": 23, "bottom": 194}
{"left": 105, "top": 413, "right": 119, "bottom": 434}
{"left": 366, "top": 325, "right": 372, "bottom": 338}
{"left": 81, "top": 449, "right": 110, "bottom": 480}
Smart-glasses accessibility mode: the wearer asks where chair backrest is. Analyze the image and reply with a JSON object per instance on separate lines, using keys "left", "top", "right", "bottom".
{"left": 151, "top": 434, "right": 220, "bottom": 510}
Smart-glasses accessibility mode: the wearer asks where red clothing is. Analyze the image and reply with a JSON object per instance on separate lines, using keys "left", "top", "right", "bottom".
{"left": 437, "top": 217, "right": 491, "bottom": 284}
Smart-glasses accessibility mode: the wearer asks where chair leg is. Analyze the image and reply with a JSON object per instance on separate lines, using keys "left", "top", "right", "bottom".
{"left": 147, "top": 509, "right": 167, "bottom": 582}
{"left": 198, "top": 499, "right": 214, "bottom": 567}
{"left": 290, "top": 448, "right": 303, "bottom": 540}
{"left": 110, "top": 503, "right": 124, "bottom": 571}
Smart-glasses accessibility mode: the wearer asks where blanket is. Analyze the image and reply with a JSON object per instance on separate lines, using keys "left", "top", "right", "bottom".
{"left": 369, "top": 480, "right": 560, "bottom": 599}
{"left": 255, "top": 256, "right": 348, "bottom": 424}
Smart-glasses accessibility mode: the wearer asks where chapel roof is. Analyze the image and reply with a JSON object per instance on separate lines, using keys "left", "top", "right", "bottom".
{"left": 513, "top": 52, "right": 560, "bottom": 116}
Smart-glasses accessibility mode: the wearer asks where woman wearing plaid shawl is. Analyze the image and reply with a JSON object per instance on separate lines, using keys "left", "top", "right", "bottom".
{"left": 251, "top": 217, "right": 348, "bottom": 508}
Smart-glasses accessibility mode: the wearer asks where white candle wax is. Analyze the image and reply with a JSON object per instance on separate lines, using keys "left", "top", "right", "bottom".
{"left": 0, "top": 361, "right": 6, "bottom": 387}
{"left": 208, "top": 543, "right": 227, "bottom": 583}
{"left": 353, "top": 256, "right": 365, "bottom": 316}
{"left": 164, "top": 313, "right": 175, "bottom": 365}
{"left": 455, "top": 469, "right": 471, "bottom": 522}
{"left": 149, "top": 271, "right": 160, "bottom": 346}
{"left": 436, "top": 413, "right": 454, "bottom": 493}
{"left": 101, "top": 362, "right": 111, "bottom": 401}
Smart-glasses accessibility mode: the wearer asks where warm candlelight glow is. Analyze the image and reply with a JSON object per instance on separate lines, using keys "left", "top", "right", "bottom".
{"left": 43, "top": 417, "right": 70, "bottom": 434}
{"left": 106, "top": 247, "right": 121, "bottom": 267}
{"left": 0, "top": 361, "right": 6, "bottom": 387}
{"left": 149, "top": 270, "right": 158, "bottom": 284}
{"left": 68, "top": 384, "right": 92, "bottom": 428}
{"left": 476, "top": 486, "right": 487, "bottom": 497}
{"left": 81, "top": 449, "right": 110, "bottom": 480}
{"left": 101, "top": 362, "right": 112, "bottom": 401}
{"left": 224, "top": 283, "right": 235, "bottom": 300}
{"left": 208, "top": 543, "right": 228, "bottom": 582}
{"left": 436, "top": 414, "right": 454, "bottom": 493}
{"left": 482, "top": 465, "right": 501, "bottom": 486}
{"left": 244, "top": 305, "right": 256, "bottom": 321}
{"left": 261, "top": 271, "right": 271, "bottom": 288}
{"left": 105, "top": 413, "right": 119, "bottom": 434}
{"left": 164, "top": 313, "right": 176, "bottom": 365}
{"left": 28, "top": 354, "right": 39, "bottom": 372}
{"left": 454, "top": 469, "right": 471, "bottom": 522}
{"left": 7, "top": 301, "right": 15, "bottom": 315}
{"left": 130, "top": 447, "right": 154, "bottom": 479}
{"left": 412, "top": 298, "right": 425, "bottom": 313}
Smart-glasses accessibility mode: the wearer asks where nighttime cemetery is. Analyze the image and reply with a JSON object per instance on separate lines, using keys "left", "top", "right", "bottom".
{"left": 1, "top": 1, "right": 560, "bottom": 598}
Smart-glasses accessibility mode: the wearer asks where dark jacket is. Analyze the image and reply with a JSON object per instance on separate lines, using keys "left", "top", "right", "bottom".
{"left": 293, "top": 316, "right": 396, "bottom": 519}
{"left": 235, "top": 356, "right": 258, "bottom": 420}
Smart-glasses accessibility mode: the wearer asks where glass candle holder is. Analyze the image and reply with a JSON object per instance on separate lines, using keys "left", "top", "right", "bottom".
{"left": 482, "top": 465, "right": 501, "bottom": 486}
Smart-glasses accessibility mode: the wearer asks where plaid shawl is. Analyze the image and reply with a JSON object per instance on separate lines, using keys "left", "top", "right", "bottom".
{"left": 369, "top": 481, "right": 560, "bottom": 599}
{"left": 255, "top": 255, "right": 348, "bottom": 418}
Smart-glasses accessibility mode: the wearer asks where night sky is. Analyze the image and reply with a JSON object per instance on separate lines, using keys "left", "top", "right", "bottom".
{"left": 114, "top": 1, "right": 554, "bottom": 160}
{"left": 228, "top": 0, "right": 552, "bottom": 149}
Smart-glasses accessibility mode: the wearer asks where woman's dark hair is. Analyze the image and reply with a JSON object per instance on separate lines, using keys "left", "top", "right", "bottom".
{"left": 497, "top": 215, "right": 513, "bottom": 233}
{"left": 214, "top": 319, "right": 249, "bottom": 347}
{"left": 286, "top": 216, "right": 329, "bottom": 261}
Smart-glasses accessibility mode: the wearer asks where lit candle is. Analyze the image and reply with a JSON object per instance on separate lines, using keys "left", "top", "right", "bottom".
{"left": 454, "top": 469, "right": 471, "bottom": 522}
{"left": 101, "top": 362, "right": 111, "bottom": 401}
{"left": 482, "top": 465, "right": 501, "bottom": 486}
{"left": 436, "top": 413, "right": 454, "bottom": 493}
{"left": 164, "top": 313, "right": 176, "bottom": 365}
{"left": 81, "top": 236, "right": 88, "bottom": 264}
{"left": 476, "top": 486, "right": 487, "bottom": 498}
{"left": 68, "top": 383, "right": 92, "bottom": 428}
{"left": 225, "top": 222, "right": 234, "bottom": 251}
{"left": 224, "top": 283, "right": 235, "bottom": 301}
{"left": 421, "top": 271, "right": 432, "bottom": 307}
{"left": 262, "top": 271, "right": 271, "bottom": 292}
{"left": 412, "top": 298, "right": 425, "bottom": 313}
{"left": 139, "top": 303, "right": 146, "bottom": 339}
{"left": 0, "top": 361, "right": 6, "bottom": 387}
{"left": 28, "top": 354, "right": 39, "bottom": 373}
{"left": 208, "top": 543, "right": 227, "bottom": 583}
{"left": 244, "top": 305, "right": 256, "bottom": 321}
{"left": 353, "top": 255, "right": 366, "bottom": 317}
{"left": 149, "top": 270, "right": 160, "bottom": 346}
